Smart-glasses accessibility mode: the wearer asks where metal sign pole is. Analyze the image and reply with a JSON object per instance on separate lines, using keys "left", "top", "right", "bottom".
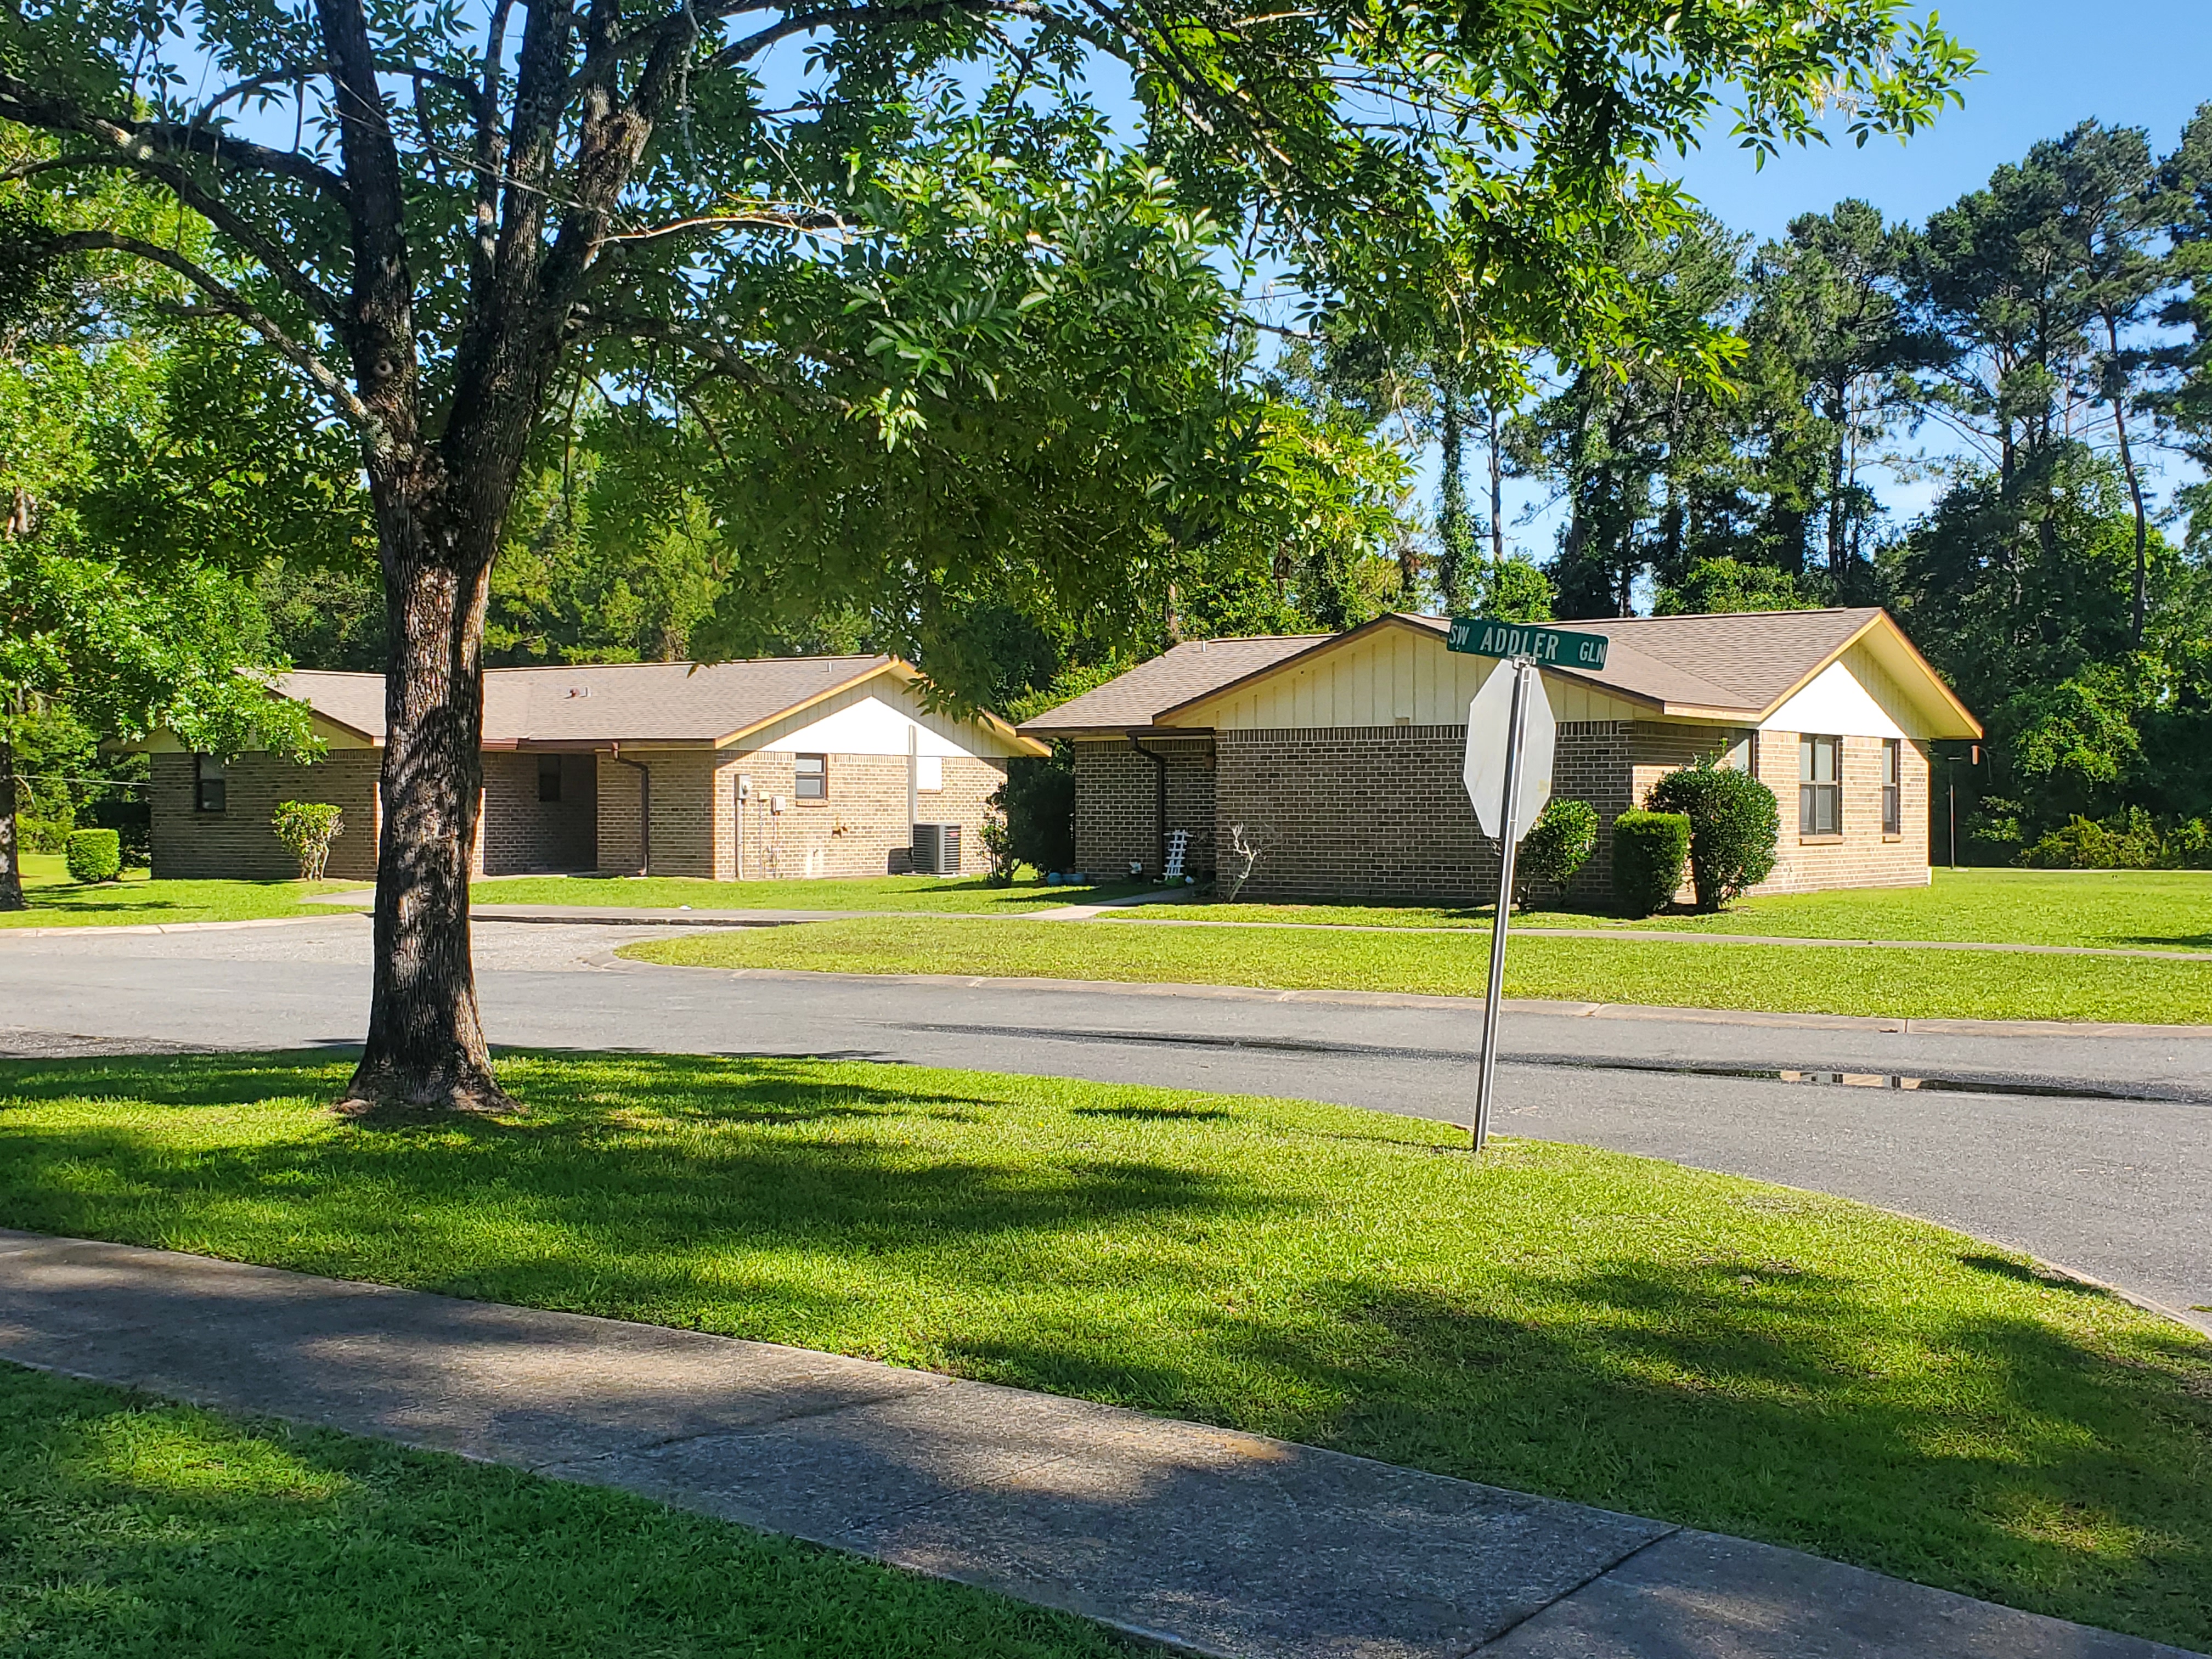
{"left": 1472, "top": 658, "right": 1532, "bottom": 1153}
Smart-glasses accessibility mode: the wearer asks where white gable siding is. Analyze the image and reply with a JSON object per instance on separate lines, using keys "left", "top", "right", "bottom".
{"left": 1172, "top": 624, "right": 1647, "bottom": 730}
{"left": 742, "top": 681, "right": 1019, "bottom": 759}
{"left": 1759, "top": 653, "right": 1911, "bottom": 741}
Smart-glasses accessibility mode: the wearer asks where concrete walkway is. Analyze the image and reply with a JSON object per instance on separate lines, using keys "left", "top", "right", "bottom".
{"left": 0, "top": 1229, "right": 2192, "bottom": 1659}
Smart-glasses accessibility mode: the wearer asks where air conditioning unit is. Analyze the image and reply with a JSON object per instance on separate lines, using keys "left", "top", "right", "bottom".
{"left": 910, "top": 822, "right": 962, "bottom": 876}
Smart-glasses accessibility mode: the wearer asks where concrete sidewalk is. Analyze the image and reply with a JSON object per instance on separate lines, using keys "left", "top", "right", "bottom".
{"left": 0, "top": 1230, "right": 2191, "bottom": 1658}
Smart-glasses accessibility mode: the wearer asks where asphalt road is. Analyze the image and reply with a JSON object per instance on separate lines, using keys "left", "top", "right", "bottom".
{"left": 2, "top": 916, "right": 2207, "bottom": 1330}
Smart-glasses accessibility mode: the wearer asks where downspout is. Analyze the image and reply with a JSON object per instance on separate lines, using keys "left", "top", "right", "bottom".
{"left": 610, "top": 743, "right": 650, "bottom": 876}
{"left": 1125, "top": 732, "right": 1170, "bottom": 879}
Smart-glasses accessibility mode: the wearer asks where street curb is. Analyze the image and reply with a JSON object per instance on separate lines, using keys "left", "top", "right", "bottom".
{"left": 0, "top": 912, "right": 365, "bottom": 941}
{"left": 665, "top": 964, "right": 2212, "bottom": 1040}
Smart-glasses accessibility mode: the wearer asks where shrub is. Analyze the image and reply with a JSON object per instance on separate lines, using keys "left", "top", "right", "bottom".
{"left": 89, "top": 794, "right": 152, "bottom": 867}
{"left": 977, "top": 792, "right": 1019, "bottom": 887}
{"left": 1611, "top": 811, "right": 1690, "bottom": 916}
{"left": 2020, "top": 808, "right": 2205, "bottom": 870}
{"left": 1517, "top": 797, "right": 1598, "bottom": 907}
{"left": 17, "top": 816, "right": 71, "bottom": 855}
{"left": 64, "top": 828, "right": 122, "bottom": 884}
{"left": 1001, "top": 753, "right": 1075, "bottom": 874}
{"left": 1646, "top": 755, "right": 1780, "bottom": 911}
{"left": 271, "top": 801, "right": 345, "bottom": 881}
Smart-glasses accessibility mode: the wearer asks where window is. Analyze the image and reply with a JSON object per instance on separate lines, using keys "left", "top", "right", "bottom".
{"left": 915, "top": 754, "right": 944, "bottom": 793}
{"left": 1799, "top": 735, "right": 1841, "bottom": 836}
{"left": 193, "top": 754, "right": 227, "bottom": 814}
{"left": 537, "top": 753, "right": 563, "bottom": 804}
{"left": 1722, "top": 730, "right": 1756, "bottom": 772}
{"left": 794, "top": 754, "right": 827, "bottom": 800}
{"left": 1882, "top": 738, "right": 1903, "bottom": 836}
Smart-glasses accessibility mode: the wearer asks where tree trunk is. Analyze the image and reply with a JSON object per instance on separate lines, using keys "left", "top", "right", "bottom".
{"left": 1436, "top": 376, "right": 1469, "bottom": 612}
{"left": 2106, "top": 312, "right": 2149, "bottom": 645}
{"left": 1826, "top": 374, "right": 1849, "bottom": 577}
{"left": 1486, "top": 403, "right": 1505, "bottom": 568}
{"left": 0, "top": 726, "right": 22, "bottom": 911}
{"left": 340, "top": 498, "right": 508, "bottom": 1115}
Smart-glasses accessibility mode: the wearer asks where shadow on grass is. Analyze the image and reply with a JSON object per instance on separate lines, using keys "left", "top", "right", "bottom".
{"left": 1959, "top": 1254, "right": 2118, "bottom": 1299}
{"left": 0, "top": 1366, "right": 1139, "bottom": 1658}
{"left": 1, "top": 1048, "right": 2207, "bottom": 1649}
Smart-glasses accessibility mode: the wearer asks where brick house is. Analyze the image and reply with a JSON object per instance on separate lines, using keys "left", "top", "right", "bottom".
{"left": 143, "top": 656, "right": 1045, "bottom": 883}
{"left": 1018, "top": 609, "right": 1980, "bottom": 903}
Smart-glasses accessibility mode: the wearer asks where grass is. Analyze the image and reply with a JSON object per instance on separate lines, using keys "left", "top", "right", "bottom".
{"left": 470, "top": 872, "right": 1155, "bottom": 913}
{"left": 625, "top": 915, "right": 2212, "bottom": 1025}
{"left": 1, "top": 1051, "right": 2207, "bottom": 1646}
{"left": 1, "top": 852, "right": 343, "bottom": 929}
{"left": 0, "top": 1363, "right": 1139, "bottom": 1658}
{"left": 1132, "top": 868, "right": 2212, "bottom": 953}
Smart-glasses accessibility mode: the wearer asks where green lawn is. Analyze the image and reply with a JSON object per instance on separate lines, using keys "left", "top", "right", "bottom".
{"left": 0, "top": 1363, "right": 1136, "bottom": 1659}
{"left": 470, "top": 872, "right": 1154, "bottom": 913}
{"left": 1133, "top": 868, "right": 2212, "bottom": 953}
{"left": 628, "top": 915, "right": 2212, "bottom": 1025}
{"left": 1, "top": 852, "right": 343, "bottom": 929}
{"left": 1, "top": 1051, "right": 2207, "bottom": 1646}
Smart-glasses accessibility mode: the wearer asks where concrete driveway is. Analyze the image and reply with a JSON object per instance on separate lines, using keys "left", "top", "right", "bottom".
{"left": 2, "top": 915, "right": 2207, "bottom": 1330}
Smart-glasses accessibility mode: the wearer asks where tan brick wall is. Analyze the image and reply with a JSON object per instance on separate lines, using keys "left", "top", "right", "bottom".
{"left": 1199, "top": 723, "right": 1634, "bottom": 905}
{"left": 596, "top": 754, "right": 646, "bottom": 875}
{"left": 727, "top": 752, "right": 1007, "bottom": 880}
{"left": 1072, "top": 737, "right": 1216, "bottom": 879}
{"left": 1748, "top": 730, "right": 1931, "bottom": 894}
{"left": 1616, "top": 724, "right": 1929, "bottom": 898}
{"left": 477, "top": 753, "right": 597, "bottom": 876}
{"left": 591, "top": 748, "right": 1007, "bottom": 881}
{"left": 1546, "top": 721, "right": 1637, "bottom": 904}
{"left": 1211, "top": 726, "right": 1488, "bottom": 902}
{"left": 151, "top": 750, "right": 383, "bottom": 882}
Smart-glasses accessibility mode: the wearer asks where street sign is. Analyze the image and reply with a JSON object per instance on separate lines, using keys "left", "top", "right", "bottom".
{"left": 1463, "top": 665, "right": 1554, "bottom": 840}
{"left": 1460, "top": 653, "right": 1559, "bottom": 1157}
{"left": 1446, "top": 616, "right": 1610, "bottom": 672}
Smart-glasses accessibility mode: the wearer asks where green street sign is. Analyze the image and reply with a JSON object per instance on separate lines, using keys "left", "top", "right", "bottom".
{"left": 1446, "top": 616, "right": 1610, "bottom": 670}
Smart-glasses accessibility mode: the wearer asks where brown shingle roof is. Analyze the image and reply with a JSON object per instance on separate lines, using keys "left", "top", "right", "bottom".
{"left": 280, "top": 671, "right": 386, "bottom": 740}
{"left": 276, "top": 656, "right": 1042, "bottom": 750}
{"left": 1057, "top": 606, "right": 1973, "bottom": 736}
{"left": 1395, "top": 608, "right": 1886, "bottom": 715}
{"left": 1015, "top": 635, "right": 1330, "bottom": 737}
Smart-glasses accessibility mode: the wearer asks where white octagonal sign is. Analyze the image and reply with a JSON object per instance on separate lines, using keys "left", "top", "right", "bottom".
{"left": 1463, "top": 665, "right": 1554, "bottom": 840}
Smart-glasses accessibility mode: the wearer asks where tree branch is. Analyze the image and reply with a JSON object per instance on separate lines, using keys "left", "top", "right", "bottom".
{"left": 605, "top": 207, "right": 854, "bottom": 242}
{"left": 0, "top": 71, "right": 351, "bottom": 201}
{"left": 46, "top": 230, "right": 378, "bottom": 441}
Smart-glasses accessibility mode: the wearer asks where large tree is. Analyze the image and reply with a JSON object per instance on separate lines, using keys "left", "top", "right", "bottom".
{"left": 1743, "top": 199, "right": 1929, "bottom": 584}
{"left": 0, "top": 0, "right": 1969, "bottom": 1110}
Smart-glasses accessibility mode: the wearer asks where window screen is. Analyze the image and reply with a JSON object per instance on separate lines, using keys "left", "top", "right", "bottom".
{"left": 1799, "top": 735, "right": 1841, "bottom": 836}
{"left": 537, "top": 753, "right": 563, "bottom": 803}
{"left": 1882, "top": 739, "right": 1902, "bottom": 836}
{"left": 193, "top": 754, "right": 227, "bottom": 814}
{"left": 794, "top": 754, "right": 827, "bottom": 799}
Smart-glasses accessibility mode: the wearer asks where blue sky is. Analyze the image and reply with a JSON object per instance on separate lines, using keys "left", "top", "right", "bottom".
{"left": 1470, "top": 0, "right": 2212, "bottom": 568}
{"left": 1671, "top": 0, "right": 2208, "bottom": 242}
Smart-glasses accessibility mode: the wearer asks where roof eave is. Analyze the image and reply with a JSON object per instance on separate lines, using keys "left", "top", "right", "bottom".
{"left": 1747, "top": 611, "right": 1983, "bottom": 740}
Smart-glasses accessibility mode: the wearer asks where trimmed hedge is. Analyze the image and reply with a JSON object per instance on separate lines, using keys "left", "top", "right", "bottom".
{"left": 1611, "top": 811, "right": 1690, "bottom": 916}
{"left": 64, "top": 828, "right": 122, "bottom": 884}
{"left": 1646, "top": 755, "right": 1781, "bottom": 912}
{"left": 1519, "top": 797, "right": 1599, "bottom": 906}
